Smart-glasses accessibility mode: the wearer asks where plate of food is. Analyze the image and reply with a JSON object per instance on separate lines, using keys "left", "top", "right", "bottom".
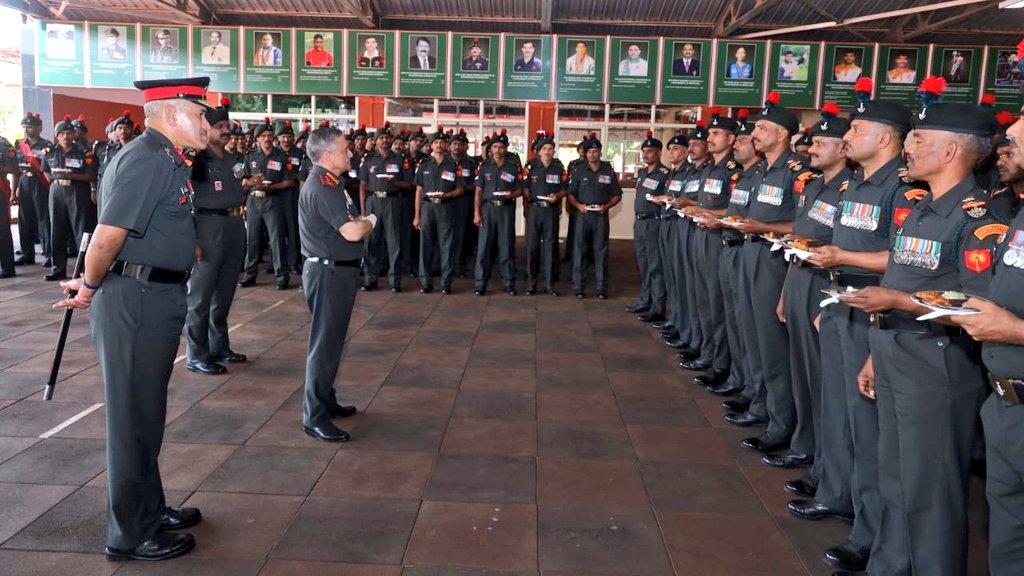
{"left": 375, "top": 173, "right": 394, "bottom": 180}
{"left": 782, "top": 237, "right": 824, "bottom": 260}
{"left": 717, "top": 216, "right": 743, "bottom": 228}
{"left": 911, "top": 290, "right": 979, "bottom": 320}
{"left": 819, "top": 286, "right": 859, "bottom": 308}
{"left": 536, "top": 195, "right": 556, "bottom": 202}
{"left": 426, "top": 191, "right": 444, "bottom": 197}
{"left": 586, "top": 204, "right": 603, "bottom": 211}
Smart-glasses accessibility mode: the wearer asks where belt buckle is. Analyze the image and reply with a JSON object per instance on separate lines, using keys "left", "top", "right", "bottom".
{"left": 430, "top": 198, "right": 442, "bottom": 204}
{"left": 228, "top": 207, "right": 242, "bottom": 217}
{"left": 375, "top": 191, "right": 388, "bottom": 198}
{"left": 491, "top": 200, "right": 502, "bottom": 206}
{"left": 990, "top": 374, "right": 1022, "bottom": 404}
{"left": 57, "top": 178, "right": 72, "bottom": 186}
{"left": 537, "top": 201, "right": 549, "bottom": 208}
{"left": 870, "top": 313, "right": 881, "bottom": 329}
{"left": 251, "top": 190, "right": 266, "bottom": 198}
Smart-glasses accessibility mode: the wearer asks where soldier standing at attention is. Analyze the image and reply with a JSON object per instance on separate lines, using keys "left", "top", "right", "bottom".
{"left": 359, "top": 122, "right": 414, "bottom": 292}
{"left": 449, "top": 129, "right": 478, "bottom": 279}
{"left": 413, "top": 126, "right": 464, "bottom": 293}
{"left": 41, "top": 115, "right": 98, "bottom": 281}
{"left": 239, "top": 117, "right": 294, "bottom": 290}
{"left": 14, "top": 113, "right": 52, "bottom": 266}
{"left": 275, "top": 121, "right": 308, "bottom": 275}
{"left": 54, "top": 77, "right": 213, "bottom": 561}
{"left": 473, "top": 129, "right": 522, "bottom": 295}
{"left": 185, "top": 97, "right": 248, "bottom": 376}
{"left": 567, "top": 132, "right": 622, "bottom": 299}
{"left": 523, "top": 130, "right": 565, "bottom": 296}
{"left": 0, "top": 135, "right": 17, "bottom": 277}
{"left": 626, "top": 130, "right": 669, "bottom": 319}
{"left": 300, "top": 126, "right": 375, "bottom": 442}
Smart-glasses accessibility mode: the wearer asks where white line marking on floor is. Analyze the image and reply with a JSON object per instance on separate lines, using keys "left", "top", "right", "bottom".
{"left": 39, "top": 403, "right": 104, "bottom": 439}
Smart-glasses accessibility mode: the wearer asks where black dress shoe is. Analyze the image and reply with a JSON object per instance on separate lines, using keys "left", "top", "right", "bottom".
{"left": 681, "top": 358, "right": 712, "bottom": 371}
{"left": 13, "top": 257, "right": 33, "bottom": 266}
{"left": 328, "top": 405, "right": 358, "bottom": 418}
{"left": 391, "top": 286, "right": 401, "bottom": 293}
{"left": 276, "top": 278, "right": 290, "bottom": 290}
{"left": 824, "top": 543, "right": 869, "bottom": 571}
{"left": 525, "top": 290, "right": 535, "bottom": 296}
{"left": 42, "top": 258, "right": 52, "bottom": 267}
{"left": 264, "top": 266, "right": 275, "bottom": 274}
{"left": 597, "top": 293, "right": 606, "bottom": 299}
{"left": 0, "top": 272, "right": 14, "bottom": 279}
{"left": 787, "top": 500, "right": 854, "bottom": 523}
{"left": 575, "top": 292, "right": 584, "bottom": 299}
{"left": 625, "top": 303, "right": 649, "bottom": 313}
{"left": 762, "top": 451, "right": 813, "bottom": 469}
{"left": 724, "top": 411, "right": 768, "bottom": 427}
{"left": 474, "top": 289, "right": 485, "bottom": 296}
{"left": 239, "top": 277, "right": 256, "bottom": 287}
{"left": 104, "top": 532, "right": 195, "bottom": 561}
{"left": 693, "top": 370, "right": 729, "bottom": 387}
{"left": 186, "top": 360, "right": 227, "bottom": 375}
{"left": 361, "top": 283, "right": 377, "bottom": 291}
{"left": 159, "top": 506, "right": 202, "bottom": 531}
{"left": 652, "top": 321, "right": 674, "bottom": 331}
{"left": 665, "top": 339, "right": 690, "bottom": 349}
{"left": 43, "top": 272, "right": 67, "bottom": 282}
{"left": 212, "top": 350, "right": 247, "bottom": 364}
{"left": 638, "top": 311, "right": 665, "bottom": 323}
{"left": 550, "top": 290, "right": 560, "bottom": 297}
{"left": 721, "top": 397, "right": 751, "bottom": 412}
{"left": 661, "top": 331, "right": 681, "bottom": 340}
{"left": 784, "top": 478, "right": 817, "bottom": 497}
{"left": 706, "top": 381, "right": 744, "bottom": 396}
{"left": 741, "top": 434, "right": 789, "bottom": 453}
{"left": 303, "top": 423, "right": 351, "bottom": 442}
{"left": 507, "top": 289, "right": 517, "bottom": 296}
{"left": 441, "top": 288, "right": 451, "bottom": 295}
{"left": 420, "top": 286, "right": 433, "bottom": 293}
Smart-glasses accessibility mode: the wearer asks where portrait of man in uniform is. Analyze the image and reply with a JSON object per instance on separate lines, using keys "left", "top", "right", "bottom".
{"left": 150, "top": 28, "right": 179, "bottom": 64}
{"left": 671, "top": 42, "right": 701, "bottom": 77}
{"left": 201, "top": 30, "right": 231, "bottom": 65}
{"left": 461, "top": 37, "right": 489, "bottom": 71}
{"left": 253, "top": 31, "right": 283, "bottom": 67}
{"left": 99, "top": 27, "right": 127, "bottom": 61}
{"left": 832, "top": 47, "right": 863, "bottom": 82}
{"left": 724, "top": 43, "right": 755, "bottom": 80}
{"left": 357, "top": 34, "right": 386, "bottom": 68}
{"left": 513, "top": 38, "right": 543, "bottom": 73}
{"left": 941, "top": 49, "right": 971, "bottom": 84}
{"left": 304, "top": 32, "right": 333, "bottom": 67}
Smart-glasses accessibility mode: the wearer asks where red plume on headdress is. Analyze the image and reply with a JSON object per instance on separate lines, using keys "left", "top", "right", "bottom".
{"left": 695, "top": 120, "right": 704, "bottom": 128}
{"left": 501, "top": 128, "right": 508, "bottom": 135}
{"left": 437, "top": 124, "right": 444, "bottom": 132}
{"left": 995, "top": 111, "right": 1017, "bottom": 127}
{"left": 107, "top": 116, "right": 115, "bottom": 123}
{"left": 709, "top": 106, "right": 721, "bottom": 116}
{"left": 263, "top": 116, "right": 271, "bottom": 124}
{"left": 590, "top": 132, "right": 597, "bottom": 138}
{"left": 981, "top": 93, "right": 996, "bottom": 107}
{"left": 854, "top": 77, "right": 873, "bottom": 95}
{"left": 219, "top": 97, "right": 230, "bottom": 107}
{"left": 123, "top": 109, "right": 131, "bottom": 117}
{"left": 917, "top": 75, "right": 946, "bottom": 96}
{"left": 1016, "top": 38, "right": 1024, "bottom": 61}
{"left": 646, "top": 130, "right": 653, "bottom": 137}
{"left": 765, "top": 91, "right": 780, "bottom": 105}
{"left": 63, "top": 115, "right": 71, "bottom": 121}
{"left": 803, "top": 127, "right": 811, "bottom": 134}
{"left": 821, "top": 102, "right": 840, "bottom": 117}
{"left": 285, "top": 120, "right": 292, "bottom": 128}
{"left": 77, "top": 114, "right": 86, "bottom": 121}
{"left": 737, "top": 109, "right": 749, "bottom": 120}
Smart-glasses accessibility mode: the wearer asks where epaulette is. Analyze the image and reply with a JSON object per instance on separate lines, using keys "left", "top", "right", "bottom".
{"left": 730, "top": 172, "right": 741, "bottom": 182}
{"left": 725, "top": 160, "right": 737, "bottom": 170}
{"left": 839, "top": 180, "right": 849, "bottom": 193}
{"left": 990, "top": 186, "right": 1011, "bottom": 197}
{"left": 974, "top": 222, "right": 1008, "bottom": 241}
{"left": 897, "top": 166, "right": 912, "bottom": 184}
{"left": 792, "top": 170, "right": 819, "bottom": 193}
{"left": 320, "top": 171, "right": 339, "bottom": 188}
{"left": 904, "top": 188, "right": 928, "bottom": 202}
{"left": 786, "top": 158, "right": 804, "bottom": 172}
{"left": 658, "top": 165, "right": 669, "bottom": 174}
{"left": 962, "top": 195, "right": 988, "bottom": 219}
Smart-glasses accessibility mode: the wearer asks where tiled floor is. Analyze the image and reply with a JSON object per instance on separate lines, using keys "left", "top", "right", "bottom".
{"left": 0, "top": 240, "right": 989, "bottom": 575}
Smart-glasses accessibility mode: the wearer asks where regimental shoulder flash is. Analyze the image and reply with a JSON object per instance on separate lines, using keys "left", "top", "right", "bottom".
{"left": 730, "top": 172, "right": 741, "bottom": 182}
{"left": 320, "top": 171, "right": 339, "bottom": 188}
{"left": 898, "top": 166, "right": 912, "bottom": 184}
{"left": 792, "top": 170, "right": 818, "bottom": 193}
{"left": 839, "top": 180, "right": 849, "bottom": 194}
{"left": 962, "top": 195, "right": 988, "bottom": 219}
{"left": 725, "top": 160, "right": 737, "bottom": 170}
{"left": 786, "top": 158, "right": 803, "bottom": 172}
{"left": 904, "top": 188, "right": 928, "bottom": 202}
{"left": 974, "top": 223, "right": 1008, "bottom": 241}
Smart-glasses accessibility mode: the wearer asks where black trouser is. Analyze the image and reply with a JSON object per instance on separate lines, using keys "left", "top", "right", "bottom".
{"left": 49, "top": 183, "right": 95, "bottom": 275}
{"left": 674, "top": 219, "right": 702, "bottom": 349}
{"left": 868, "top": 326, "right": 986, "bottom": 576}
{"left": 364, "top": 194, "right": 405, "bottom": 289}
{"left": 739, "top": 240, "right": 794, "bottom": 440}
{"left": 243, "top": 194, "right": 287, "bottom": 282}
{"left": 719, "top": 241, "right": 760, "bottom": 405}
{"left": 572, "top": 210, "right": 610, "bottom": 294}
{"left": 281, "top": 187, "right": 301, "bottom": 269}
{"left": 781, "top": 264, "right": 829, "bottom": 461}
{"left": 186, "top": 214, "right": 246, "bottom": 362}
{"left": 302, "top": 260, "right": 360, "bottom": 428}
{"left": 419, "top": 200, "right": 457, "bottom": 290}
{"left": 475, "top": 202, "right": 516, "bottom": 292}
{"left": 93, "top": 274, "right": 185, "bottom": 549}
{"left": 455, "top": 194, "right": 476, "bottom": 276}
{"left": 694, "top": 227, "right": 729, "bottom": 372}
{"left": 982, "top": 393, "right": 1024, "bottom": 575}
{"left": 633, "top": 216, "right": 664, "bottom": 313}
{"left": 0, "top": 190, "right": 15, "bottom": 274}
{"left": 402, "top": 192, "right": 417, "bottom": 275}
{"left": 17, "top": 177, "right": 48, "bottom": 260}
{"left": 527, "top": 203, "right": 560, "bottom": 292}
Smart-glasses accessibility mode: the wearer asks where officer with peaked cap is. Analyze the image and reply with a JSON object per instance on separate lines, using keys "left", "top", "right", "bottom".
{"left": 797, "top": 78, "right": 914, "bottom": 574}
{"left": 767, "top": 103, "right": 851, "bottom": 484}
{"left": 14, "top": 112, "right": 52, "bottom": 266}
{"left": 473, "top": 128, "right": 522, "bottom": 295}
{"left": 184, "top": 96, "right": 248, "bottom": 376}
{"left": 567, "top": 132, "right": 622, "bottom": 298}
{"left": 843, "top": 77, "right": 1002, "bottom": 576}
{"left": 41, "top": 115, "right": 98, "bottom": 281}
{"left": 239, "top": 117, "right": 295, "bottom": 289}
{"left": 727, "top": 92, "right": 801, "bottom": 453}
{"left": 54, "top": 77, "right": 214, "bottom": 561}
{"left": 524, "top": 130, "right": 566, "bottom": 296}
{"left": 413, "top": 126, "right": 464, "bottom": 293}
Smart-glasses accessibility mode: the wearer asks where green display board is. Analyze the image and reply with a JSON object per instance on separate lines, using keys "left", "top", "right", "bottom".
{"left": 983, "top": 46, "right": 1023, "bottom": 113}
{"left": 660, "top": 39, "right": 710, "bottom": 104}
{"left": 556, "top": 36, "right": 606, "bottom": 103}
{"left": 347, "top": 30, "right": 394, "bottom": 96}
{"left": 192, "top": 26, "right": 240, "bottom": 93}
{"left": 141, "top": 25, "right": 188, "bottom": 81}
{"left": 928, "top": 45, "right": 982, "bottom": 104}
{"left": 766, "top": 41, "right": 819, "bottom": 109}
{"left": 820, "top": 43, "right": 874, "bottom": 109}
{"left": 88, "top": 23, "right": 136, "bottom": 87}
{"left": 450, "top": 34, "right": 499, "bottom": 99}
{"left": 607, "top": 37, "right": 658, "bottom": 104}
{"left": 876, "top": 44, "right": 929, "bottom": 106}
{"left": 502, "top": 35, "right": 552, "bottom": 101}
{"left": 244, "top": 28, "right": 291, "bottom": 93}
{"left": 295, "top": 30, "right": 342, "bottom": 94}
{"left": 37, "top": 21, "right": 85, "bottom": 87}
{"left": 713, "top": 40, "right": 766, "bottom": 107}
{"left": 398, "top": 32, "right": 448, "bottom": 98}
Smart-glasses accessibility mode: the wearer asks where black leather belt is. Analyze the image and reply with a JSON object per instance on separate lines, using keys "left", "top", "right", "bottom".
{"left": 872, "top": 311, "right": 965, "bottom": 337}
{"left": 489, "top": 199, "right": 514, "bottom": 206}
{"left": 989, "top": 374, "right": 1024, "bottom": 405}
{"left": 373, "top": 191, "right": 400, "bottom": 198}
{"left": 109, "top": 261, "right": 190, "bottom": 285}
{"left": 722, "top": 236, "right": 745, "bottom": 247}
{"left": 829, "top": 270, "right": 880, "bottom": 289}
{"left": 635, "top": 213, "right": 657, "bottom": 220}
{"left": 533, "top": 200, "right": 554, "bottom": 208}
{"left": 745, "top": 234, "right": 765, "bottom": 243}
{"left": 195, "top": 207, "right": 242, "bottom": 217}
{"left": 306, "top": 256, "right": 361, "bottom": 268}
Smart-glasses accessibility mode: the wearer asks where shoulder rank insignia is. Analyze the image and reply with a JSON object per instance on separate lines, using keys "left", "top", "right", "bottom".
{"left": 319, "top": 171, "right": 339, "bottom": 187}
{"left": 974, "top": 223, "right": 1008, "bottom": 241}
{"left": 904, "top": 188, "right": 927, "bottom": 201}
{"left": 786, "top": 159, "right": 803, "bottom": 172}
{"left": 990, "top": 186, "right": 1010, "bottom": 198}
{"left": 962, "top": 195, "right": 988, "bottom": 219}
{"left": 839, "top": 180, "right": 849, "bottom": 194}
{"left": 793, "top": 170, "right": 816, "bottom": 193}
{"left": 897, "top": 166, "right": 912, "bottom": 184}
{"left": 725, "top": 160, "right": 737, "bottom": 170}
{"left": 730, "top": 172, "right": 741, "bottom": 182}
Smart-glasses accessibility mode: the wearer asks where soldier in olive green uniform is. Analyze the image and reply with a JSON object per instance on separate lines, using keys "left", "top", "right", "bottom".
{"left": 656, "top": 133, "right": 698, "bottom": 355}
{"left": 185, "top": 98, "right": 248, "bottom": 376}
{"left": 524, "top": 131, "right": 566, "bottom": 296}
{"left": 473, "top": 130, "right": 522, "bottom": 295}
{"left": 240, "top": 118, "right": 295, "bottom": 289}
{"left": 414, "top": 127, "right": 464, "bottom": 293}
{"left": 299, "top": 127, "right": 374, "bottom": 443}
{"left": 55, "top": 77, "right": 214, "bottom": 562}
{"left": 567, "top": 133, "right": 622, "bottom": 298}
{"left": 41, "top": 116, "right": 98, "bottom": 281}
{"left": 13, "top": 113, "right": 52, "bottom": 266}
{"left": 845, "top": 96, "right": 1001, "bottom": 576}
{"left": 627, "top": 131, "right": 669, "bottom": 319}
